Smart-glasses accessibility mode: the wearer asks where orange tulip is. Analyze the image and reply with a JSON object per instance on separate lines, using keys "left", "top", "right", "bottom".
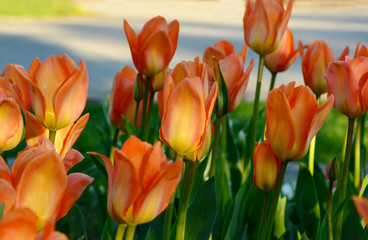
{"left": 124, "top": 16, "right": 179, "bottom": 77}
{"left": 108, "top": 66, "right": 142, "bottom": 132}
{"left": 90, "top": 136, "right": 182, "bottom": 225}
{"left": 325, "top": 57, "right": 368, "bottom": 118}
{"left": 1, "top": 63, "right": 32, "bottom": 110}
{"left": 11, "top": 138, "right": 93, "bottom": 230}
{"left": 160, "top": 75, "right": 218, "bottom": 156}
{"left": 354, "top": 42, "right": 368, "bottom": 58}
{"left": 265, "top": 28, "right": 299, "bottom": 74}
{"left": 253, "top": 141, "right": 281, "bottom": 192}
{"left": 0, "top": 208, "right": 38, "bottom": 240}
{"left": 27, "top": 54, "right": 88, "bottom": 130}
{"left": 185, "top": 120, "right": 214, "bottom": 162}
{"left": 203, "top": 40, "right": 254, "bottom": 113}
{"left": 266, "top": 82, "right": 333, "bottom": 161}
{"left": 0, "top": 78, "right": 24, "bottom": 152}
{"left": 352, "top": 196, "right": 368, "bottom": 224}
{"left": 243, "top": 0, "right": 292, "bottom": 55}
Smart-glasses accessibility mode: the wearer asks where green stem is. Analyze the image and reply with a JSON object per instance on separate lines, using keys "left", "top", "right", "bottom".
{"left": 257, "top": 192, "right": 269, "bottom": 240}
{"left": 110, "top": 128, "right": 120, "bottom": 162}
{"left": 328, "top": 181, "right": 334, "bottom": 240}
{"left": 115, "top": 224, "right": 127, "bottom": 240}
{"left": 220, "top": 115, "right": 227, "bottom": 174}
{"left": 360, "top": 113, "right": 366, "bottom": 180}
{"left": 134, "top": 100, "right": 140, "bottom": 128}
{"left": 336, "top": 117, "right": 355, "bottom": 240}
{"left": 269, "top": 72, "right": 277, "bottom": 91}
{"left": 49, "top": 129, "right": 57, "bottom": 145}
{"left": 263, "top": 161, "right": 288, "bottom": 240}
{"left": 248, "top": 55, "right": 265, "bottom": 174}
{"left": 140, "top": 76, "right": 151, "bottom": 139}
{"left": 209, "top": 115, "right": 223, "bottom": 178}
{"left": 308, "top": 97, "right": 320, "bottom": 176}
{"left": 125, "top": 225, "right": 136, "bottom": 240}
{"left": 176, "top": 161, "right": 198, "bottom": 240}
{"left": 354, "top": 116, "right": 362, "bottom": 189}
{"left": 142, "top": 90, "right": 155, "bottom": 141}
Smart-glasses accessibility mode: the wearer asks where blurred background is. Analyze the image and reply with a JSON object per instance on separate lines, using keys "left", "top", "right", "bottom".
{"left": 0, "top": 0, "right": 367, "bottom": 101}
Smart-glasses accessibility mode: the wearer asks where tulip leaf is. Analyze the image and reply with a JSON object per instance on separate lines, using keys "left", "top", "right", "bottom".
{"left": 122, "top": 115, "right": 137, "bottom": 136}
{"left": 214, "top": 61, "right": 229, "bottom": 116}
{"left": 100, "top": 217, "right": 113, "bottom": 240}
{"left": 144, "top": 228, "right": 158, "bottom": 240}
{"left": 341, "top": 195, "right": 363, "bottom": 239}
{"left": 313, "top": 163, "right": 328, "bottom": 218}
{"left": 185, "top": 177, "right": 217, "bottom": 240}
{"left": 274, "top": 196, "right": 287, "bottom": 239}
{"left": 295, "top": 163, "right": 320, "bottom": 239}
{"left": 57, "top": 204, "right": 89, "bottom": 240}
{"left": 0, "top": 202, "right": 3, "bottom": 219}
{"left": 89, "top": 155, "right": 108, "bottom": 179}
{"left": 359, "top": 175, "right": 368, "bottom": 198}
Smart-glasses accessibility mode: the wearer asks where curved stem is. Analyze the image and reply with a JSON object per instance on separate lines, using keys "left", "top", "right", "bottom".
{"left": 176, "top": 161, "right": 198, "bottom": 240}
{"left": 263, "top": 161, "right": 288, "bottom": 240}
{"left": 328, "top": 181, "right": 334, "bottom": 240}
{"left": 115, "top": 224, "right": 127, "bottom": 240}
{"left": 354, "top": 116, "right": 362, "bottom": 189}
{"left": 308, "top": 97, "right": 320, "bottom": 176}
{"left": 140, "top": 76, "right": 151, "bottom": 139}
{"left": 209, "top": 115, "right": 223, "bottom": 178}
{"left": 257, "top": 192, "right": 269, "bottom": 240}
{"left": 248, "top": 54, "right": 265, "bottom": 174}
{"left": 142, "top": 90, "right": 155, "bottom": 141}
{"left": 125, "top": 225, "right": 136, "bottom": 240}
{"left": 49, "top": 129, "right": 57, "bottom": 145}
{"left": 336, "top": 117, "right": 355, "bottom": 240}
{"left": 269, "top": 72, "right": 277, "bottom": 91}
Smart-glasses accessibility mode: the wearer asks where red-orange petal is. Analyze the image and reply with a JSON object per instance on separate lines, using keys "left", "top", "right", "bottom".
{"left": 352, "top": 196, "right": 368, "bottom": 223}
{"left": 0, "top": 208, "right": 38, "bottom": 240}
{"left": 0, "top": 179, "right": 16, "bottom": 215}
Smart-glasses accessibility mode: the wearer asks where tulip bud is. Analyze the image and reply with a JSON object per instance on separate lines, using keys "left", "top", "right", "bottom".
{"left": 134, "top": 73, "right": 145, "bottom": 102}
{"left": 328, "top": 157, "right": 339, "bottom": 182}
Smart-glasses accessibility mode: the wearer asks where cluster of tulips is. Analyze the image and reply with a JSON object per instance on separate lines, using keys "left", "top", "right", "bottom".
{"left": 1, "top": 0, "right": 368, "bottom": 239}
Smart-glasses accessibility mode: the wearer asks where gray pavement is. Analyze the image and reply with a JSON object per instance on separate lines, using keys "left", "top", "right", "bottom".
{"left": 0, "top": 0, "right": 367, "bottom": 100}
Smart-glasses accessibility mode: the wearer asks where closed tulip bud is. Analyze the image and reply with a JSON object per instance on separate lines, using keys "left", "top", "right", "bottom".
{"left": 327, "top": 157, "right": 338, "bottom": 182}
{"left": 325, "top": 57, "right": 368, "bottom": 118}
{"left": 124, "top": 16, "right": 179, "bottom": 77}
{"left": 265, "top": 28, "right": 299, "bottom": 74}
{"left": 133, "top": 73, "right": 145, "bottom": 102}
{"left": 109, "top": 66, "right": 142, "bottom": 132}
{"left": 27, "top": 54, "right": 88, "bottom": 130}
{"left": 266, "top": 82, "right": 333, "bottom": 161}
{"left": 253, "top": 141, "right": 281, "bottom": 192}
{"left": 243, "top": 0, "right": 292, "bottom": 55}
{"left": 90, "top": 136, "right": 182, "bottom": 225}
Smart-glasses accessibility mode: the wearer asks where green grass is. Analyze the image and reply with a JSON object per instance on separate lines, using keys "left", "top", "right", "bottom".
{"left": 0, "top": 0, "right": 85, "bottom": 17}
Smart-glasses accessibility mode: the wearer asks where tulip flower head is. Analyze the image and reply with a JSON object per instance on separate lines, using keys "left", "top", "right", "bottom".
{"left": 266, "top": 82, "right": 333, "bottom": 161}
{"left": 203, "top": 40, "right": 254, "bottom": 114}
{"left": 90, "top": 136, "right": 182, "bottom": 225}
{"left": 124, "top": 16, "right": 179, "bottom": 77}
{"left": 354, "top": 42, "right": 368, "bottom": 58}
{"left": 265, "top": 28, "right": 299, "bottom": 74}
{"left": 27, "top": 54, "right": 89, "bottom": 130}
{"left": 325, "top": 56, "right": 368, "bottom": 118}
{"left": 243, "top": 0, "right": 292, "bottom": 55}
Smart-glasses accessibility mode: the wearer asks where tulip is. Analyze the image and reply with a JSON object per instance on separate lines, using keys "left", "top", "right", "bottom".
{"left": 354, "top": 42, "right": 368, "bottom": 58}
{"left": 352, "top": 196, "right": 368, "bottom": 223}
{"left": 203, "top": 40, "right": 254, "bottom": 114}
{"left": 1, "top": 63, "right": 32, "bottom": 110}
{"left": 185, "top": 121, "right": 214, "bottom": 162}
{"left": 325, "top": 57, "right": 368, "bottom": 118}
{"left": 266, "top": 82, "right": 333, "bottom": 161}
{"left": 0, "top": 78, "right": 24, "bottom": 152}
{"left": 253, "top": 141, "right": 281, "bottom": 192}
{"left": 0, "top": 208, "right": 38, "bottom": 240}
{"left": 11, "top": 138, "right": 93, "bottom": 230}
{"left": 27, "top": 54, "right": 88, "bottom": 130}
{"left": 159, "top": 76, "right": 218, "bottom": 156}
{"left": 108, "top": 66, "right": 142, "bottom": 133}
{"left": 90, "top": 136, "right": 182, "bottom": 225}
{"left": 124, "top": 16, "right": 179, "bottom": 77}
{"left": 265, "top": 28, "right": 299, "bottom": 74}
{"left": 243, "top": 0, "right": 292, "bottom": 55}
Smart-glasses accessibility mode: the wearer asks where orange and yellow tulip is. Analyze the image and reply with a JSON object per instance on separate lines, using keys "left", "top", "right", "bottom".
{"left": 27, "top": 54, "right": 88, "bottom": 130}
{"left": 266, "top": 82, "right": 333, "bottom": 161}
{"left": 124, "top": 16, "right": 179, "bottom": 77}
{"left": 325, "top": 56, "right": 368, "bottom": 118}
{"left": 159, "top": 75, "right": 218, "bottom": 156}
{"left": 352, "top": 196, "right": 368, "bottom": 224}
{"left": 243, "top": 0, "right": 292, "bottom": 55}
{"left": 253, "top": 141, "right": 281, "bottom": 192}
{"left": 354, "top": 42, "right": 368, "bottom": 58}
{"left": 0, "top": 78, "right": 24, "bottom": 152}
{"left": 90, "top": 136, "right": 182, "bottom": 225}
{"left": 203, "top": 40, "right": 254, "bottom": 113}
{"left": 108, "top": 66, "right": 142, "bottom": 132}
{"left": 265, "top": 28, "right": 299, "bottom": 74}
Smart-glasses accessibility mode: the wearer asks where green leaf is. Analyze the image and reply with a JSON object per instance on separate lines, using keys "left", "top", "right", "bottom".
{"left": 122, "top": 115, "right": 137, "bottom": 136}
{"left": 360, "top": 175, "right": 368, "bottom": 197}
{"left": 58, "top": 204, "right": 89, "bottom": 240}
{"left": 144, "top": 228, "right": 158, "bottom": 240}
{"left": 274, "top": 196, "right": 287, "bottom": 239}
{"left": 185, "top": 178, "right": 217, "bottom": 240}
{"left": 0, "top": 202, "right": 3, "bottom": 219}
{"left": 100, "top": 217, "right": 113, "bottom": 240}
{"left": 214, "top": 61, "right": 229, "bottom": 116}
{"left": 313, "top": 163, "right": 328, "bottom": 218}
{"left": 295, "top": 163, "right": 320, "bottom": 239}
{"left": 341, "top": 196, "right": 363, "bottom": 239}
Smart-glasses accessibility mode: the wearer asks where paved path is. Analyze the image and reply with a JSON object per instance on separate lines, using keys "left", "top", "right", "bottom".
{"left": 0, "top": 0, "right": 367, "bottom": 100}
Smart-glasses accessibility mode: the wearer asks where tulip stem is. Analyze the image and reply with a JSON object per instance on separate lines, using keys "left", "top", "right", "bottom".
{"left": 134, "top": 100, "right": 141, "bottom": 128}
{"left": 336, "top": 117, "right": 355, "bottom": 240}
{"left": 328, "top": 181, "right": 334, "bottom": 240}
{"left": 209, "top": 114, "right": 223, "bottom": 178}
{"left": 176, "top": 161, "right": 198, "bottom": 240}
{"left": 140, "top": 76, "right": 151, "bottom": 140}
{"left": 109, "top": 128, "right": 120, "bottom": 162}
{"left": 49, "top": 129, "right": 57, "bottom": 145}
{"left": 308, "top": 97, "right": 320, "bottom": 176}
{"left": 269, "top": 72, "right": 277, "bottom": 91}
{"left": 125, "top": 225, "right": 136, "bottom": 240}
{"left": 248, "top": 54, "right": 265, "bottom": 174}
{"left": 163, "top": 193, "right": 175, "bottom": 240}
{"left": 115, "top": 224, "right": 126, "bottom": 240}
{"left": 142, "top": 90, "right": 155, "bottom": 141}
{"left": 257, "top": 192, "right": 269, "bottom": 240}
{"left": 354, "top": 116, "right": 363, "bottom": 189}
{"left": 263, "top": 161, "right": 288, "bottom": 240}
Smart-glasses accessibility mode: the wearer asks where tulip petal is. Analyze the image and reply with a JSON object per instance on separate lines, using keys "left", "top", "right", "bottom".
{"left": 0, "top": 208, "right": 38, "bottom": 240}
{"left": 0, "top": 156, "right": 11, "bottom": 184}
{"left": 63, "top": 149, "right": 85, "bottom": 172}
{"left": 352, "top": 196, "right": 368, "bottom": 223}
{"left": 0, "top": 179, "right": 16, "bottom": 215}
{"left": 25, "top": 111, "right": 48, "bottom": 147}
{"left": 140, "top": 141, "right": 164, "bottom": 188}
{"left": 275, "top": 0, "right": 292, "bottom": 46}
{"left": 121, "top": 135, "right": 151, "bottom": 175}
{"left": 168, "top": 20, "right": 179, "bottom": 54}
